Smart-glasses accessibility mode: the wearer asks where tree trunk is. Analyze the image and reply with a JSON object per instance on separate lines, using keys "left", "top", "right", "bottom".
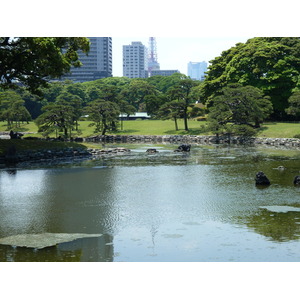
{"left": 183, "top": 107, "right": 189, "bottom": 131}
{"left": 64, "top": 126, "right": 68, "bottom": 137}
{"left": 111, "top": 120, "right": 117, "bottom": 131}
{"left": 254, "top": 119, "right": 261, "bottom": 128}
{"left": 174, "top": 117, "right": 178, "bottom": 131}
{"left": 102, "top": 123, "right": 108, "bottom": 135}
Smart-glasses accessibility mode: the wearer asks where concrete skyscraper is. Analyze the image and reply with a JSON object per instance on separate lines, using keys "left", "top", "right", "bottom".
{"left": 123, "top": 41, "right": 148, "bottom": 78}
{"left": 62, "top": 37, "right": 112, "bottom": 82}
{"left": 188, "top": 61, "right": 208, "bottom": 81}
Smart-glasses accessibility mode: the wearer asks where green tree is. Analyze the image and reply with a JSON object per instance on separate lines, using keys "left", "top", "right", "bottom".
{"left": 157, "top": 100, "right": 185, "bottom": 131}
{"left": 35, "top": 103, "right": 75, "bottom": 137}
{"left": 0, "top": 37, "right": 90, "bottom": 95}
{"left": 82, "top": 77, "right": 130, "bottom": 102}
{"left": 120, "top": 79, "right": 158, "bottom": 111}
{"left": 285, "top": 91, "right": 300, "bottom": 118}
{"left": 41, "top": 81, "right": 68, "bottom": 103}
{"left": 85, "top": 100, "right": 120, "bottom": 135}
{"left": 144, "top": 93, "right": 167, "bottom": 117}
{"left": 201, "top": 37, "right": 300, "bottom": 120}
{"left": 147, "top": 73, "right": 185, "bottom": 93}
{"left": 85, "top": 86, "right": 102, "bottom": 102}
{"left": 17, "top": 87, "right": 44, "bottom": 119}
{"left": 55, "top": 91, "right": 83, "bottom": 131}
{"left": 207, "top": 84, "right": 273, "bottom": 138}
{"left": 168, "top": 78, "right": 199, "bottom": 131}
{"left": 119, "top": 100, "right": 136, "bottom": 130}
{"left": 0, "top": 90, "right": 31, "bottom": 128}
{"left": 64, "top": 83, "right": 87, "bottom": 104}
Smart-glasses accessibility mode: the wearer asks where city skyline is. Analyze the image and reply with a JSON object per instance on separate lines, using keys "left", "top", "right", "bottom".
{"left": 112, "top": 37, "right": 251, "bottom": 77}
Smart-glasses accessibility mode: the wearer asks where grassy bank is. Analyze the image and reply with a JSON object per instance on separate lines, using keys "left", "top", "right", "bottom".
{"left": 1, "top": 120, "right": 300, "bottom": 139}
{"left": 0, "top": 139, "right": 87, "bottom": 156}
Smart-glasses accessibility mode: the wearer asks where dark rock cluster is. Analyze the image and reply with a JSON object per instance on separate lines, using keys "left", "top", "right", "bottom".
{"left": 255, "top": 171, "right": 271, "bottom": 185}
{"left": 88, "top": 147, "right": 130, "bottom": 155}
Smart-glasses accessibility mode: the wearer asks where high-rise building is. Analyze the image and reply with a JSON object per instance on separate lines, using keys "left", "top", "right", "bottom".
{"left": 62, "top": 37, "right": 112, "bottom": 82}
{"left": 187, "top": 61, "right": 208, "bottom": 81}
{"left": 123, "top": 42, "right": 148, "bottom": 78}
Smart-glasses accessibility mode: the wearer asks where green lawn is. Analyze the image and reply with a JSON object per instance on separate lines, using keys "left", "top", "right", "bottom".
{"left": 1, "top": 120, "right": 300, "bottom": 139}
{"left": 0, "top": 139, "right": 87, "bottom": 156}
{"left": 257, "top": 122, "right": 300, "bottom": 138}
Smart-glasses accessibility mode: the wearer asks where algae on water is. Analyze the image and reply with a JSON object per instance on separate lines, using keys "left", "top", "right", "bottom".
{"left": 0, "top": 233, "right": 102, "bottom": 249}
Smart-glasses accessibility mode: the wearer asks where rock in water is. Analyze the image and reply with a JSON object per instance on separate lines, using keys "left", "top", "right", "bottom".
{"left": 174, "top": 144, "right": 191, "bottom": 152}
{"left": 255, "top": 171, "right": 271, "bottom": 185}
{"left": 146, "top": 148, "right": 158, "bottom": 153}
{"left": 0, "top": 233, "right": 102, "bottom": 249}
{"left": 293, "top": 175, "right": 300, "bottom": 185}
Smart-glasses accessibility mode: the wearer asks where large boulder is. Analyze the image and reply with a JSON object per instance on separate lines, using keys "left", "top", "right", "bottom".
{"left": 293, "top": 175, "right": 300, "bottom": 185}
{"left": 174, "top": 144, "right": 191, "bottom": 152}
{"left": 146, "top": 148, "right": 159, "bottom": 154}
{"left": 255, "top": 171, "right": 271, "bottom": 185}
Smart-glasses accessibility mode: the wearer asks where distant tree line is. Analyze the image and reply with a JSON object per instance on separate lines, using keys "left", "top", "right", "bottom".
{"left": 1, "top": 37, "right": 300, "bottom": 138}
{"left": 0, "top": 73, "right": 205, "bottom": 136}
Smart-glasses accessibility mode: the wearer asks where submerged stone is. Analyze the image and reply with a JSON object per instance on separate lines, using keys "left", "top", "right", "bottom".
{"left": 255, "top": 171, "right": 271, "bottom": 185}
{"left": 0, "top": 233, "right": 102, "bottom": 249}
{"left": 293, "top": 175, "right": 300, "bottom": 185}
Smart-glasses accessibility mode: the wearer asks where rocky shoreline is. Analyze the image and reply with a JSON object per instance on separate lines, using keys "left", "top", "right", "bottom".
{"left": 1, "top": 134, "right": 300, "bottom": 166}
{"left": 85, "top": 134, "right": 300, "bottom": 148}
{"left": 0, "top": 145, "right": 133, "bottom": 166}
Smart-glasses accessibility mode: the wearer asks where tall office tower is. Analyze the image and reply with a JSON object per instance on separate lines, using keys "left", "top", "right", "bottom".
{"left": 187, "top": 61, "right": 208, "bottom": 81}
{"left": 62, "top": 37, "right": 112, "bottom": 82}
{"left": 123, "top": 41, "right": 148, "bottom": 78}
{"left": 148, "top": 37, "right": 160, "bottom": 76}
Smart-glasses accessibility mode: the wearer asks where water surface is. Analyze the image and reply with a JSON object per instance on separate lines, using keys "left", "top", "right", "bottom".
{"left": 1, "top": 144, "right": 300, "bottom": 261}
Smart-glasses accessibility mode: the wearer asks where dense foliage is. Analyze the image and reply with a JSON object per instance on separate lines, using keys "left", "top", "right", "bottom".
{"left": 0, "top": 37, "right": 90, "bottom": 95}
{"left": 201, "top": 37, "right": 300, "bottom": 120}
{"left": 2, "top": 36, "right": 300, "bottom": 139}
{"left": 206, "top": 84, "right": 273, "bottom": 137}
{"left": 0, "top": 73, "right": 204, "bottom": 137}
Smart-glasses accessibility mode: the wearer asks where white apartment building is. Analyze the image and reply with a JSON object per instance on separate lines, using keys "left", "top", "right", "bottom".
{"left": 123, "top": 42, "right": 148, "bottom": 78}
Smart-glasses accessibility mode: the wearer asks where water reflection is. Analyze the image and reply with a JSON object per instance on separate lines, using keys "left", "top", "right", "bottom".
{"left": 0, "top": 234, "right": 114, "bottom": 262}
{"left": 237, "top": 207, "right": 300, "bottom": 242}
{"left": 0, "top": 169, "right": 49, "bottom": 234}
{"left": 1, "top": 144, "right": 300, "bottom": 261}
{"left": 0, "top": 167, "right": 118, "bottom": 262}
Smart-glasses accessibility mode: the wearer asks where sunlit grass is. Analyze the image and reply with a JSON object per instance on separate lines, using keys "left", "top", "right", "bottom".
{"left": 257, "top": 122, "right": 300, "bottom": 138}
{"left": 1, "top": 120, "right": 300, "bottom": 138}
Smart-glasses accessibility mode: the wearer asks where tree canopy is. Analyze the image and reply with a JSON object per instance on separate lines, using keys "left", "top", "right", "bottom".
{"left": 0, "top": 37, "right": 90, "bottom": 95}
{"left": 207, "top": 84, "right": 273, "bottom": 137}
{"left": 201, "top": 37, "right": 300, "bottom": 120}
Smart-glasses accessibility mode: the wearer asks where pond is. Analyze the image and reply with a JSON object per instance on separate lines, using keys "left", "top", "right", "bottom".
{"left": 1, "top": 143, "right": 300, "bottom": 262}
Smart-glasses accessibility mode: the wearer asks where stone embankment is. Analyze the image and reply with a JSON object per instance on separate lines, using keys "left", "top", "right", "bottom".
{"left": 1, "top": 135, "right": 300, "bottom": 166}
{"left": 85, "top": 134, "right": 300, "bottom": 147}
{"left": 1, "top": 147, "right": 92, "bottom": 165}
{"left": 0, "top": 146, "right": 131, "bottom": 165}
